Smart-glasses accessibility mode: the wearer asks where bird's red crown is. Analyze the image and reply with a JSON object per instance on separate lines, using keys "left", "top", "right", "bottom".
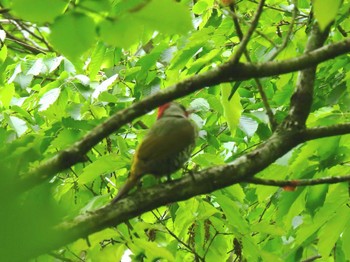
{"left": 157, "top": 103, "right": 171, "bottom": 119}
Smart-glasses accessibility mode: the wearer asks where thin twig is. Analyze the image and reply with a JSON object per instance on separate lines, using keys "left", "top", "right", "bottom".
{"left": 230, "top": 0, "right": 266, "bottom": 64}
{"left": 15, "top": 20, "right": 53, "bottom": 51}
{"left": 301, "top": 255, "right": 322, "bottom": 262}
{"left": 6, "top": 37, "right": 350, "bottom": 196}
{"left": 247, "top": 0, "right": 292, "bottom": 13}
{"left": 304, "top": 123, "right": 350, "bottom": 140}
{"left": 203, "top": 231, "right": 219, "bottom": 260}
{"left": 229, "top": 2, "right": 277, "bottom": 130}
{"left": 268, "top": 0, "right": 298, "bottom": 61}
{"left": 151, "top": 211, "right": 204, "bottom": 261}
{"left": 254, "top": 29, "right": 278, "bottom": 47}
{"left": 191, "top": 124, "right": 227, "bottom": 157}
{"left": 1, "top": 27, "right": 46, "bottom": 54}
{"left": 48, "top": 252, "right": 74, "bottom": 262}
{"left": 258, "top": 197, "right": 272, "bottom": 222}
{"left": 9, "top": 20, "right": 50, "bottom": 51}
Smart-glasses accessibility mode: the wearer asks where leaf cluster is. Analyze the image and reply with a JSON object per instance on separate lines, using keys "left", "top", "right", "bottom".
{"left": 1, "top": 0, "right": 350, "bottom": 261}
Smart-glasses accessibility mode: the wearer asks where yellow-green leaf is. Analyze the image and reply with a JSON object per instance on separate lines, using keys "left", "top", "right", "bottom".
{"left": 135, "top": 0, "right": 193, "bottom": 35}
{"left": 220, "top": 83, "right": 243, "bottom": 137}
{"left": 99, "top": 15, "right": 143, "bottom": 49}
{"left": 11, "top": 0, "right": 68, "bottom": 23}
{"left": 313, "top": 0, "right": 341, "bottom": 31}
{"left": 50, "top": 12, "right": 96, "bottom": 61}
{"left": 79, "top": 155, "right": 127, "bottom": 184}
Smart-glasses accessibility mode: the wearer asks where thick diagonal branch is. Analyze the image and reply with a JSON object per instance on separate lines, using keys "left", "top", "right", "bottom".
{"left": 4, "top": 37, "right": 350, "bottom": 197}
{"left": 21, "top": 116, "right": 350, "bottom": 260}
{"left": 286, "top": 24, "right": 330, "bottom": 128}
{"left": 9, "top": 115, "right": 350, "bottom": 260}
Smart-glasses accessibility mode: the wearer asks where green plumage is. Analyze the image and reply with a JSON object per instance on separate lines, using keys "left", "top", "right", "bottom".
{"left": 112, "top": 103, "right": 197, "bottom": 203}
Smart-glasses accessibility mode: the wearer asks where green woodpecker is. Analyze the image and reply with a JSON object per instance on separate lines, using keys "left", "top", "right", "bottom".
{"left": 112, "top": 102, "right": 197, "bottom": 202}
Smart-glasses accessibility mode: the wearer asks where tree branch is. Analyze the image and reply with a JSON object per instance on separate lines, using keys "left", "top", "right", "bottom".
{"left": 304, "top": 123, "right": 350, "bottom": 140}
{"left": 4, "top": 37, "right": 350, "bottom": 197}
{"left": 246, "top": 175, "right": 350, "bottom": 187}
{"left": 12, "top": 126, "right": 305, "bottom": 260}
{"left": 286, "top": 23, "right": 330, "bottom": 128}
{"left": 10, "top": 117, "right": 350, "bottom": 259}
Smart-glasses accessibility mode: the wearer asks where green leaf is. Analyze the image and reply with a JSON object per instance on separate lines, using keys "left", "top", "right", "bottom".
{"left": 305, "top": 184, "right": 328, "bottom": 215}
{"left": 251, "top": 221, "right": 286, "bottom": 236}
{"left": 0, "top": 45, "right": 7, "bottom": 63}
{"left": 239, "top": 115, "right": 258, "bottom": 137}
{"left": 188, "top": 49, "right": 220, "bottom": 74}
{"left": 78, "top": 155, "right": 128, "bottom": 184}
{"left": 44, "top": 56, "right": 64, "bottom": 73}
{"left": 214, "top": 193, "right": 250, "bottom": 234}
{"left": 220, "top": 83, "right": 243, "bottom": 137}
{"left": 272, "top": 82, "right": 294, "bottom": 106}
{"left": 342, "top": 221, "right": 350, "bottom": 260}
{"left": 27, "top": 58, "right": 46, "bottom": 76}
{"left": 192, "top": 153, "right": 224, "bottom": 166}
{"left": 224, "top": 184, "right": 246, "bottom": 203}
{"left": 5, "top": 115, "right": 28, "bottom": 136}
{"left": 98, "top": 16, "right": 143, "bottom": 49}
{"left": 168, "top": 43, "right": 202, "bottom": 70}
{"left": 79, "top": 0, "right": 111, "bottom": 12}
{"left": 318, "top": 204, "right": 350, "bottom": 258}
{"left": 136, "top": 43, "right": 168, "bottom": 71}
{"left": 50, "top": 129, "right": 83, "bottom": 149}
{"left": 14, "top": 73, "right": 33, "bottom": 89}
{"left": 0, "top": 83, "right": 14, "bottom": 108}
{"left": 50, "top": 12, "right": 96, "bottom": 61}
{"left": 116, "top": 136, "right": 128, "bottom": 156}
{"left": 89, "top": 42, "right": 106, "bottom": 80}
{"left": 11, "top": 0, "right": 68, "bottom": 23}
{"left": 62, "top": 118, "right": 96, "bottom": 131}
{"left": 193, "top": 0, "right": 209, "bottom": 15}
{"left": 133, "top": 238, "right": 175, "bottom": 261}
{"left": 92, "top": 73, "right": 118, "bottom": 99}
{"left": 135, "top": 0, "right": 193, "bottom": 35}
{"left": 197, "top": 201, "right": 220, "bottom": 219}
{"left": 38, "top": 88, "right": 61, "bottom": 112}
{"left": 294, "top": 183, "right": 348, "bottom": 251}
{"left": 174, "top": 199, "right": 199, "bottom": 238}
{"left": 10, "top": 105, "right": 35, "bottom": 125}
{"left": 205, "top": 234, "right": 229, "bottom": 261}
{"left": 276, "top": 187, "right": 306, "bottom": 227}
{"left": 313, "top": 0, "right": 341, "bottom": 31}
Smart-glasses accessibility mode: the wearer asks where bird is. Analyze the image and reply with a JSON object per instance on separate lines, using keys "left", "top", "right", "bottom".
{"left": 112, "top": 102, "right": 198, "bottom": 203}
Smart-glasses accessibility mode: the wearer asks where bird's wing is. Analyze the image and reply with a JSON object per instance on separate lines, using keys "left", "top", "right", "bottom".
{"left": 136, "top": 120, "right": 196, "bottom": 162}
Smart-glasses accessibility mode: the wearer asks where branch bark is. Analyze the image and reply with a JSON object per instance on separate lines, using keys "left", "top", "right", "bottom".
{"left": 5, "top": 37, "right": 350, "bottom": 197}
{"left": 16, "top": 116, "right": 350, "bottom": 260}
{"left": 247, "top": 174, "right": 350, "bottom": 187}
{"left": 4, "top": 21, "right": 350, "bottom": 261}
{"left": 286, "top": 23, "right": 330, "bottom": 127}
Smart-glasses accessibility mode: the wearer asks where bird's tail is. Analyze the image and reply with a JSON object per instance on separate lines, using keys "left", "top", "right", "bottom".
{"left": 111, "top": 176, "right": 138, "bottom": 203}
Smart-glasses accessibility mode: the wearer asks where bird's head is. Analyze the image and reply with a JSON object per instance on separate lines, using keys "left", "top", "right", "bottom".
{"left": 157, "top": 102, "right": 189, "bottom": 119}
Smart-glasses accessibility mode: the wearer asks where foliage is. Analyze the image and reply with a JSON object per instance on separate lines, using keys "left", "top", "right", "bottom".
{"left": 0, "top": 0, "right": 350, "bottom": 261}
